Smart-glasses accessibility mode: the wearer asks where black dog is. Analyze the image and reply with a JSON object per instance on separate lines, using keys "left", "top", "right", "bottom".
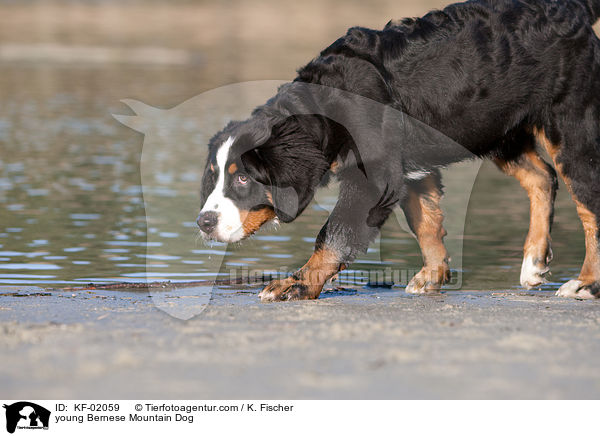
{"left": 198, "top": 0, "right": 600, "bottom": 301}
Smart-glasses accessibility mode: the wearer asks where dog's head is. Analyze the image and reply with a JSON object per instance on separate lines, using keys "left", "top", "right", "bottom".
{"left": 197, "top": 114, "right": 332, "bottom": 243}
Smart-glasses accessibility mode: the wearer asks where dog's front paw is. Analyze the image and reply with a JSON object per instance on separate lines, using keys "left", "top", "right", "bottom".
{"left": 405, "top": 265, "right": 450, "bottom": 294}
{"left": 556, "top": 280, "right": 599, "bottom": 299}
{"left": 520, "top": 252, "right": 552, "bottom": 289}
{"left": 259, "top": 277, "right": 322, "bottom": 302}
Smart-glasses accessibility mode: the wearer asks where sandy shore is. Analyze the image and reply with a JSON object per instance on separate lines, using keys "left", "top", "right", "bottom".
{"left": 1, "top": 286, "right": 599, "bottom": 399}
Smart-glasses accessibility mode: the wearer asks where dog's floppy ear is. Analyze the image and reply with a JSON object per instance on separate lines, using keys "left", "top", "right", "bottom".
{"left": 242, "top": 115, "right": 330, "bottom": 222}
{"left": 240, "top": 144, "right": 303, "bottom": 221}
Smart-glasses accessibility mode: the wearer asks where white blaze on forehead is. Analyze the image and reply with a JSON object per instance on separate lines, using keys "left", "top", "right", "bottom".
{"left": 213, "top": 136, "right": 234, "bottom": 196}
{"left": 201, "top": 136, "right": 245, "bottom": 242}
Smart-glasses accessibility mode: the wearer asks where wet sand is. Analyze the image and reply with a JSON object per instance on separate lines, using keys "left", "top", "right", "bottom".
{"left": 1, "top": 286, "right": 599, "bottom": 399}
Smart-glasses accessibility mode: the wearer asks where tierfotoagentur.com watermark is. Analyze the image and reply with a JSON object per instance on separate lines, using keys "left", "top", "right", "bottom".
{"left": 114, "top": 80, "right": 480, "bottom": 319}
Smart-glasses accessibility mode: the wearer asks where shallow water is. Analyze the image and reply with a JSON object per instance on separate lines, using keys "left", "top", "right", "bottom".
{"left": 0, "top": 64, "right": 589, "bottom": 293}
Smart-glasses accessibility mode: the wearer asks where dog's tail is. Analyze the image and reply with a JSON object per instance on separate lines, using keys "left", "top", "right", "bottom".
{"left": 582, "top": 0, "right": 600, "bottom": 22}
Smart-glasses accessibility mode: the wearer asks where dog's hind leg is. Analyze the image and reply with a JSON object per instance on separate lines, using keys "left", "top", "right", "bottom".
{"left": 494, "top": 148, "right": 558, "bottom": 289}
{"left": 401, "top": 171, "right": 451, "bottom": 293}
{"left": 536, "top": 128, "right": 600, "bottom": 299}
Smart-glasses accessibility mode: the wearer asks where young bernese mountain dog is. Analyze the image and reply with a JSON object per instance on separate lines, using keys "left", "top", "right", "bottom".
{"left": 198, "top": 0, "right": 600, "bottom": 301}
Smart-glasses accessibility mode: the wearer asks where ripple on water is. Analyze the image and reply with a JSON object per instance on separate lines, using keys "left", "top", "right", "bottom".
{"left": 191, "top": 249, "right": 231, "bottom": 256}
{"left": 64, "top": 247, "right": 86, "bottom": 252}
{"left": 0, "top": 179, "right": 14, "bottom": 190}
{"left": 265, "top": 253, "right": 293, "bottom": 258}
{"left": 116, "top": 263, "right": 169, "bottom": 268}
{"left": 69, "top": 213, "right": 101, "bottom": 220}
{"left": 119, "top": 272, "right": 220, "bottom": 278}
{"left": 28, "top": 240, "right": 49, "bottom": 247}
{"left": 253, "top": 235, "right": 291, "bottom": 242}
{"left": 0, "top": 274, "right": 56, "bottom": 279}
{"left": 105, "top": 241, "right": 162, "bottom": 247}
{"left": 137, "top": 254, "right": 181, "bottom": 260}
{"left": 0, "top": 251, "right": 49, "bottom": 258}
{"left": 27, "top": 189, "right": 49, "bottom": 196}
{"left": 0, "top": 263, "right": 61, "bottom": 270}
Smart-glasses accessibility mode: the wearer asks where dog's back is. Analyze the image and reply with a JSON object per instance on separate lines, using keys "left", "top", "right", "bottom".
{"left": 298, "top": 0, "right": 600, "bottom": 154}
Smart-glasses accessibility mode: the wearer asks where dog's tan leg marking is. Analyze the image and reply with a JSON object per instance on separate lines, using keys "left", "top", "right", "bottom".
{"left": 259, "top": 247, "right": 345, "bottom": 302}
{"left": 494, "top": 149, "right": 557, "bottom": 289}
{"left": 402, "top": 174, "right": 450, "bottom": 294}
{"left": 536, "top": 128, "right": 600, "bottom": 299}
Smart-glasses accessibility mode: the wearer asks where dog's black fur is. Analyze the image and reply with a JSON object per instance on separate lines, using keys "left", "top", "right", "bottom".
{"left": 199, "top": 0, "right": 600, "bottom": 300}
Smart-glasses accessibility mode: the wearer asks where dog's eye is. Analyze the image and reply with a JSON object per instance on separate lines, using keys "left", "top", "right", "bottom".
{"left": 237, "top": 174, "right": 248, "bottom": 185}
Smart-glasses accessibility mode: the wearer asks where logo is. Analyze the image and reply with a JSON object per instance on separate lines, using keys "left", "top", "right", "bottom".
{"left": 3, "top": 402, "right": 50, "bottom": 434}
{"left": 113, "top": 81, "right": 477, "bottom": 318}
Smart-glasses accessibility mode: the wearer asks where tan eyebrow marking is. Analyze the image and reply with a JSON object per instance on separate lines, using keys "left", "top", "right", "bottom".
{"left": 210, "top": 163, "right": 214, "bottom": 172}
{"left": 228, "top": 163, "right": 238, "bottom": 174}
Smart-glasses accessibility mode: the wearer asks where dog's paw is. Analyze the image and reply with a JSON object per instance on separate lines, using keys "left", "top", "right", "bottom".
{"left": 405, "top": 266, "right": 449, "bottom": 294}
{"left": 555, "top": 280, "right": 599, "bottom": 299}
{"left": 520, "top": 256, "right": 550, "bottom": 289}
{"left": 258, "top": 277, "right": 321, "bottom": 302}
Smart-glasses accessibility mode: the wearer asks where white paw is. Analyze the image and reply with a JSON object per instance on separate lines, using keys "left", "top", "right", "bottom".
{"left": 556, "top": 280, "right": 582, "bottom": 297}
{"left": 520, "top": 256, "right": 549, "bottom": 289}
{"left": 555, "top": 280, "right": 596, "bottom": 299}
{"left": 405, "top": 280, "right": 430, "bottom": 294}
{"left": 405, "top": 274, "right": 443, "bottom": 294}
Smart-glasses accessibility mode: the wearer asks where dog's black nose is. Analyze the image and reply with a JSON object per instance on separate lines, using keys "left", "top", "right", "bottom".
{"left": 197, "top": 211, "right": 219, "bottom": 234}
